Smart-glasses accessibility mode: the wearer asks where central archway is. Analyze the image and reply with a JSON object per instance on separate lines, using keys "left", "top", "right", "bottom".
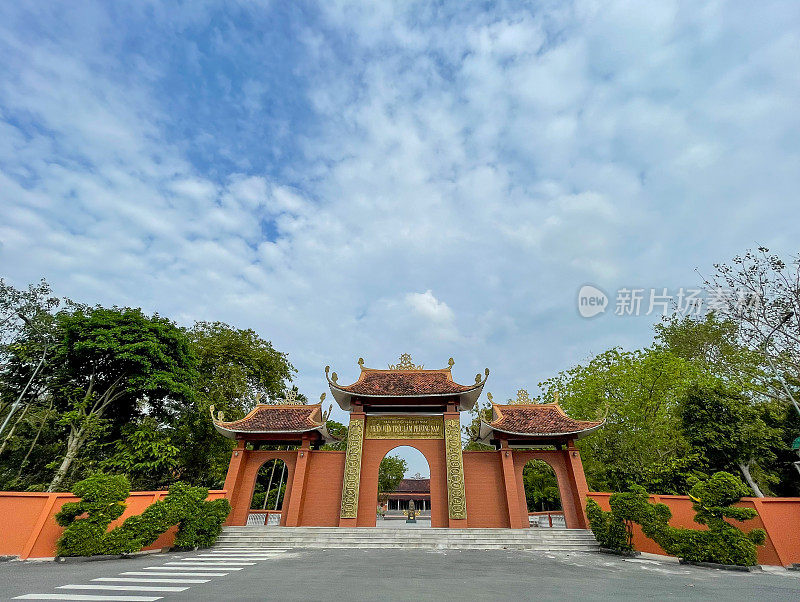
{"left": 377, "top": 446, "right": 431, "bottom": 528}
{"left": 358, "top": 438, "right": 448, "bottom": 527}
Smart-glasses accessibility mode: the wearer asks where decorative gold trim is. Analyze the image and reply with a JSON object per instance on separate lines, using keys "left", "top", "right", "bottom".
{"left": 444, "top": 417, "right": 467, "bottom": 520}
{"left": 388, "top": 353, "right": 423, "bottom": 370}
{"left": 365, "top": 416, "right": 444, "bottom": 439}
{"left": 339, "top": 417, "right": 364, "bottom": 519}
{"left": 513, "top": 388, "right": 532, "bottom": 404}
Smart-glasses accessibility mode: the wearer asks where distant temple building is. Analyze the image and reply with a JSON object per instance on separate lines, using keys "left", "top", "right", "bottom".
{"left": 214, "top": 354, "right": 603, "bottom": 529}
{"left": 383, "top": 478, "right": 431, "bottom": 512}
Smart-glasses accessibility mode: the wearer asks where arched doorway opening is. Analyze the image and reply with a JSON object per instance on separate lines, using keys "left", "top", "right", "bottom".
{"left": 523, "top": 459, "right": 564, "bottom": 528}
{"left": 248, "top": 457, "right": 288, "bottom": 526}
{"left": 377, "top": 446, "right": 431, "bottom": 528}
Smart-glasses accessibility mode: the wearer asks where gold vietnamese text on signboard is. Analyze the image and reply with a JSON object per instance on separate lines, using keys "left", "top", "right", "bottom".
{"left": 339, "top": 417, "right": 364, "bottom": 519}
{"left": 365, "top": 416, "right": 444, "bottom": 439}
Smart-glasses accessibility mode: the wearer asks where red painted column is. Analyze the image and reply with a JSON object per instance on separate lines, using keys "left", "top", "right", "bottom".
{"left": 222, "top": 440, "right": 249, "bottom": 525}
{"left": 284, "top": 438, "right": 311, "bottom": 527}
{"left": 564, "top": 440, "right": 590, "bottom": 529}
{"left": 499, "top": 439, "right": 527, "bottom": 529}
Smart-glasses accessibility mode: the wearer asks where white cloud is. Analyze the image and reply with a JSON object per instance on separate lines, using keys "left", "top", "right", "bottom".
{"left": 0, "top": 0, "right": 798, "bottom": 432}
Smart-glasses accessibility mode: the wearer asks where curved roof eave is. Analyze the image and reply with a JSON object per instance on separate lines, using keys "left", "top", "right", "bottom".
{"left": 477, "top": 419, "right": 604, "bottom": 444}
{"left": 212, "top": 421, "right": 336, "bottom": 444}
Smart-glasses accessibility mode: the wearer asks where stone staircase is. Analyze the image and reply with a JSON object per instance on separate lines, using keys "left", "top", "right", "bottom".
{"left": 213, "top": 526, "right": 600, "bottom": 551}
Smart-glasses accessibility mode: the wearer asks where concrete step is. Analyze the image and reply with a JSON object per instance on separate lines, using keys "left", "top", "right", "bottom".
{"left": 213, "top": 541, "right": 599, "bottom": 549}
{"left": 213, "top": 527, "right": 600, "bottom": 551}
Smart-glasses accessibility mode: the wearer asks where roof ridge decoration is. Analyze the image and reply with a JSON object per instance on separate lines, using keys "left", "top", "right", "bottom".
{"left": 513, "top": 388, "right": 532, "bottom": 404}
{"left": 388, "top": 353, "right": 424, "bottom": 370}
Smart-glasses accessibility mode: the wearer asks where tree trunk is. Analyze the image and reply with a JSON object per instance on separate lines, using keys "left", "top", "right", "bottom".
{"left": 262, "top": 459, "right": 278, "bottom": 510}
{"left": 274, "top": 462, "right": 286, "bottom": 510}
{"left": 0, "top": 403, "right": 30, "bottom": 455}
{"left": 738, "top": 461, "right": 764, "bottom": 497}
{"left": 47, "top": 429, "right": 84, "bottom": 492}
{"left": 18, "top": 399, "right": 54, "bottom": 479}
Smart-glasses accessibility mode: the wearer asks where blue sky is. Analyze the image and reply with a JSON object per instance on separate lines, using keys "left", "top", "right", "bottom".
{"left": 1, "top": 1, "right": 799, "bottom": 477}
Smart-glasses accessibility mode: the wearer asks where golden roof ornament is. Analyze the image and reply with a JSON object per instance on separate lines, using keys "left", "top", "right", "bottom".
{"left": 325, "top": 365, "right": 338, "bottom": 383}
{"left": 487, "top": 392, "right": 494, "bottom": 403}
{"left": 474, "top": 368, "right": 490, "bottom": 384}
{"left": 388, "top": 353, "right": 423, "bottom": 370}
{"left": 515, "top": 389, "right": 532, "bottom": 404}
{"left": 448, "top": 357, "right": 455, "bottom": 368}
{"left": 283, "top": 389, "right": 298, "bottom": 404}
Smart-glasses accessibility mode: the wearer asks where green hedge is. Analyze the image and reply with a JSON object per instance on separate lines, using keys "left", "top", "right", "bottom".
{"left": 586, "top": 472, "right": 765, "bottom": 566}
{"left": 55, "top": 474, "right": 231, "bottom": 557}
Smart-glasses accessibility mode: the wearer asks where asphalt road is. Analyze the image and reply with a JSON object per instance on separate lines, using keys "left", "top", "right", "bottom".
{"left": 0, "top": 548, "right": 797, "bottom": 601}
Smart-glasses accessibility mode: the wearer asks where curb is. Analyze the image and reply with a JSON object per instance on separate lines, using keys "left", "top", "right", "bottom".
{"left": 598, "top": 547, "right": 641, "bottom": 557}
{"left": 679, "top": 559, "right": 762, "bottom": 572}
{"left": 53, "top": 548, "right": 171, "bottom": 563}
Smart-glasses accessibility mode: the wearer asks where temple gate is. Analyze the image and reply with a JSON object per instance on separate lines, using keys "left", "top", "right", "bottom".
{"left": 215, "top": 355, "right": 603, "bottom": 529}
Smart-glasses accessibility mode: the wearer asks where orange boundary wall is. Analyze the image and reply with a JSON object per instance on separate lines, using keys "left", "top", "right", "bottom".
{"left": 0, "top": 490, "right": 226, "bottom": 560}
{"left": 587, "top": 493, "right": 800, "bottom": 567}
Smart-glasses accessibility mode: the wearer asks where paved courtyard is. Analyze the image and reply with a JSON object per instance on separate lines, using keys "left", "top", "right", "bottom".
{"left": 0, "top": 548, "right": 797, "bottom": 601}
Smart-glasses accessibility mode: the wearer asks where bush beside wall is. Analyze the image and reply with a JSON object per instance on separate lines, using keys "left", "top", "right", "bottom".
{"left": 586, "top": 472, "right": 765, "bottom": 566}
{"left": 55, "top": 474, "right": 231, "bottom": 557}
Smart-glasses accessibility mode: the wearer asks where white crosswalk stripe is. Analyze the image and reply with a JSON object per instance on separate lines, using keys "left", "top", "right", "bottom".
{"left": 14, "top": 549, "right": 292, "bottom": 600}
{"left": 164, "top": 561, "right": 253, "bottom": 566}
{"left": 171, "top": 559, "right": 258, "bottom": 564}
{"left": 94, "top": 578, "right": 210, "bottom": 584}
{"left": 14, "top": 595, "right": 162, "bottom": 601}
{"left": 58, "top": 585, "right": 188, "bottom": 592}
{"left": 194, "top": 553, "right": 283, "bottom": 560}
{"left": 121, "top": 571, "right": 229, "bottom": 577}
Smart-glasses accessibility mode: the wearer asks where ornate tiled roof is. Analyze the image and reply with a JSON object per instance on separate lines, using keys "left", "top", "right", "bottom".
{"left": 481, "top": 403, "right": 603, "bottom": 439}
{"left": 326, "top": 355, "right": 489, "bottom": 411}
{"left": 393, "top": 478, "right": 430, "bottom": 494}
{"left": 211, "top": 403, "right": 338, "bottom": 443}
{"left": 338, "top": 371, "right": 474, "bottom": 396}
{"left": 215, "top": 404, "right": 323, "bottom": 432}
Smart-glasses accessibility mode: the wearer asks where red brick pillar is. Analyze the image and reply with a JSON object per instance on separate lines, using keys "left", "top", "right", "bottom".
{"left": 284, "top": 438, "right": 311, "bottom": 527}
{"left": 222, "top": 440, "right": 249, "bottom": 525}
{"left": 499, "top": 439, "right": 527, "bottom": 529}
{"left": 565, "top": 440, "right": 590, "bottom": 529}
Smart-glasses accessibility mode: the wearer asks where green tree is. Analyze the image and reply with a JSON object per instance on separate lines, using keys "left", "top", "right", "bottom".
{"left": 100, "top": 418, "right": 180, "bottom": 490}
{"left": 539, "top": 346, "right": 697, "bottom": 492}
{"left": 523, "top": 460, "right": 561, "bottom": 512}
{"left": 378, "top": 455, "right": 407, "bottom": 494}
{"left": 0, "top": 279, "right": 61, "bottom": 453}
{"left": 322, "top": 420, "right": 347, "bottom": 451}
{"left": 678, "top": 384, "right": 780, "bottom": 497}
{"left": 172, "top": 321, "right": 296, "bottom": 487}
{"left": 46, "top": 307, "right": 195, "bottom": 491}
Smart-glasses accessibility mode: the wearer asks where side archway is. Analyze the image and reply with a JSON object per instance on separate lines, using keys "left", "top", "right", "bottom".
{"left": 513, "top": 450, "right": 585, "bottom": 529}
{"left": 522, "top": 459, "right": 563, "bottom": 527}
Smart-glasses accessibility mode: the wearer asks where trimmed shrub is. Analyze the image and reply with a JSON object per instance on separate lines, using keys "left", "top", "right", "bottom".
{"left": 55, "top": 474, "right": 231, "bottom": 556}
{"left": 586, "top": 472, "right": 766, "bottom": 566}
{"left": 55, "top": 473, "right": 130, "bottom": 557}
{"left": 175, "top": 497, "right": 231, "bottom": 549}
